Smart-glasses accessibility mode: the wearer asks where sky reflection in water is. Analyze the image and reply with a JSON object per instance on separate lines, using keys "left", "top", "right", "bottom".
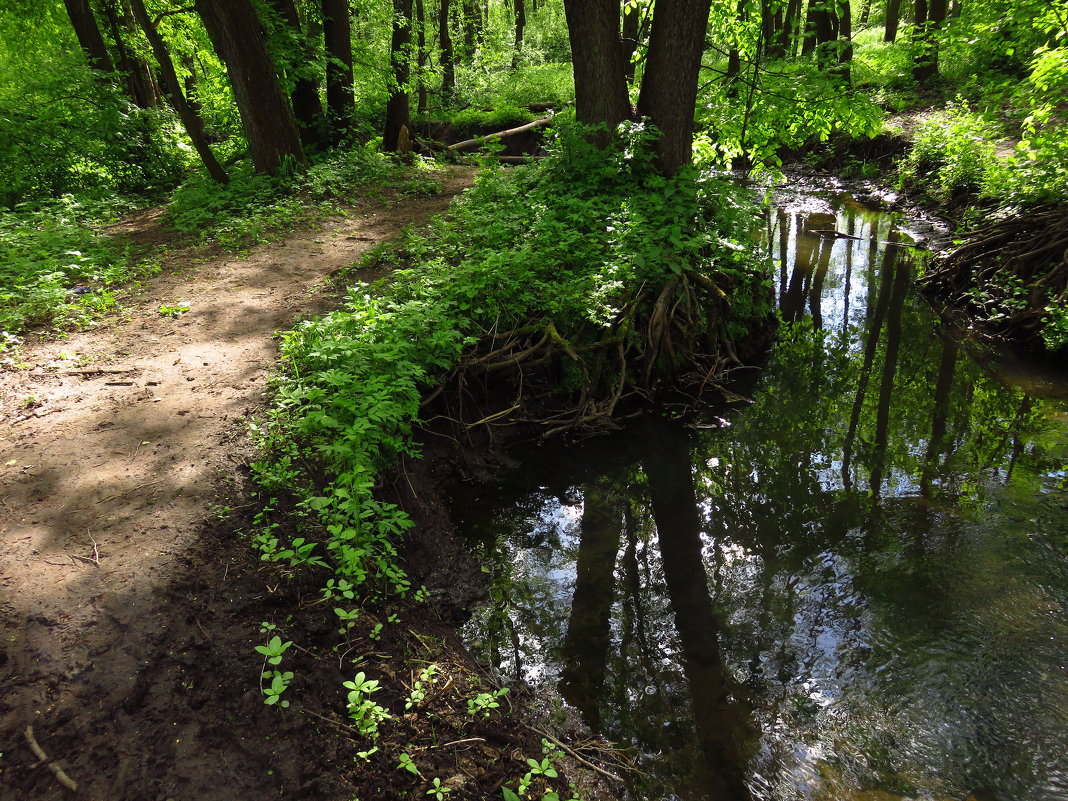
{"left": 456, "top": 183, "right": 1068, "bottom": 801}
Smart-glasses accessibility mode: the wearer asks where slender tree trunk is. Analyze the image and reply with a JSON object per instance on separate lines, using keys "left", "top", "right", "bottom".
{"left": 562, "top": 0, "right": 630, "bottom": 135}
{"left": 780, "top": 0, "right": 802, "bottom": 56}
{"left": 384, "top": 0, "right": 413, "bottom": 152}
{"left": 266, "top": 0, "right": 326, "bottom": 150}
{"left": 439, "top": 0, "right": 456, "bottom": 99}
{"left": 64, "top": 0, "right": 115, "bottom": 73}
{"left": 859, "top": 0, "right": 873, "bottom": 25}
{"left": 637, "top": 0, "right": 714, "bottom": 174}
{"left": 416, "top": 0, "right": 428, "bottom": 113}
{"left": 912, "top": 0, "right": 947, "bottom": 83}
{"left": 725, "top": 0, "right": 746, "bottom": 96}
{"left": 130, "top": 0, "right": 228, "bottom": 182}
{"left": 511, "top": 0, "right": 526, "bottom": 68}
{"left": 885, "top": 0, "right": 902, "bottom": 41}
{"left": 100, "top": 0, "right": 161, "bottom": 107}
{"left": 195, "top": 0, "right": 307, "bottom": 174}
{"left": 323, "top": 0, "right": 355, "bottom": 143}
{"left": 836, "top": 0, "right": 853, "bottom": 81}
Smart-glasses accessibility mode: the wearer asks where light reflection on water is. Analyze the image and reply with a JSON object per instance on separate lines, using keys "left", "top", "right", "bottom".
{"left": 456, "top": 181, "right": 1068, "bottom": 801}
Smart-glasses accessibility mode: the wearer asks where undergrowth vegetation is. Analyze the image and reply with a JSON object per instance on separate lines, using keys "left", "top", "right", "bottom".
{"left": 0, "top": 149, "right": 441, "bottom": 352}
{"left": 249, "top": 122, "right": 772, "bottom": 605}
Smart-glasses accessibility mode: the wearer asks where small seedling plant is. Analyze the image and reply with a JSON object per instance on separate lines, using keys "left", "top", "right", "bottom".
{"left": 467, "top": 687, "right": 509, "bottom": 718}
{"left": 397, "top": 752, "right": 421, "bottom": 776}
{"left": 255, "top": 634, "right": 294, "bottom": 707}
{"left": 343, "top": 671, "right": 392, "bottom": 738}
{"left": 426, "top": 777, "right": 451, "bottom": 800}
{"left": 405, "top": 664, "right": 441, "bottom": 710}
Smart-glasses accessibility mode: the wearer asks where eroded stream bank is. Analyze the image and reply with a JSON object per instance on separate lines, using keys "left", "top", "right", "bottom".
{"left": 454, "top": 179, "right": 1068, "bottom": 801}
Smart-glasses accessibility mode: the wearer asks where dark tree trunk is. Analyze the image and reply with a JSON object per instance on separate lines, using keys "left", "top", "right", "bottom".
{"left": 384, "top": 0, "right": 413, "bottom": 152}
{"left": 129, "top": 0, "right": 228, "bottom": 183}
{"left": 323, "top": 0, "right": 355, "bottom": 143}
{"left": 100, "top": 0, "right": 161, "bottom": 107}
{"left": 511, "top": 0, "right": 526, "bottom": 68}
{"left": 266, "top": 0, "right": 326, "bottom": 150}
{"left": 725, "top": 0, "right": 746, "bottom": 96}
{"left": 195, "top": 0, "right": 306, "bottom": 174}
{"left": 779, "top": 0, "right": 802, "bottom": 56}
{"left": 64, "top": 0, "right": 115, "bottom": 73}
{"left": 416, "top": 0, "right": 428, "bottom": 113}
{"left": 461, "top": 0, "right": 480, "bottom": 57}
{"left": 912, "top": 0, "right": 947, "bottom": 83}
{"left": 885, "top": 0, "right": 902, "bottom": 41}
{"left": 439, "top": 0, "right": 456, "bottom": 99}
{"left": 760, "top": 0, "right": 777, "bottom": 55}
{"left": 859, "top": 0, "right": 873, "bottom": 25}
{"left": 562, "top": 0, "right": 630, "bottom": 135}
{"left": 637, "top": 0, "right": 713, "bottom": 174}
{"left": 836, "top": 0, "right": 853, "bottom": 81}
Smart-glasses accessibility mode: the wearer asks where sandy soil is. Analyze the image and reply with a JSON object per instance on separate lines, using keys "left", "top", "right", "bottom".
{"left": 0, "top": 170, "right": 476, "bottom": 800}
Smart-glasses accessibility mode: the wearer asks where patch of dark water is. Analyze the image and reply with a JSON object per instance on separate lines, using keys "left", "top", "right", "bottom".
{"left": 453, "top": 179, "right": 1068, "bottom": 801}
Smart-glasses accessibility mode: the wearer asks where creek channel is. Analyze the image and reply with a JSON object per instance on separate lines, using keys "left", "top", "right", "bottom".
{"left": 451, "top": 178, "right": 1068, "bottom": 801}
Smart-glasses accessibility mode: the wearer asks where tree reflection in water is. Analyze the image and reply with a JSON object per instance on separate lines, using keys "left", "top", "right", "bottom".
{"left": 457, "top": 185, "right": 1068, "bottom": 801}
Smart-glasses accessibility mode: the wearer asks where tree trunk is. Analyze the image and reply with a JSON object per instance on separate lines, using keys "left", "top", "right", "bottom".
{"left": 885, "top": 0, "right": 902, "bottom": 41}
{"left": 130, "top": 0, "right": 228, "bottom": 183}
{"left": 266, "top": 0, "right": 326, "bottom": 150}
{"left": 637, "top": 0, "right": 713, "bottom": 174}
{"left": 323, "top": 0, "right": 355, "bottom": 143}
{"left": 63, "top": 0, "right": 115, "bottom": 74}
{"left": 912, "top": 0, "right": 947, "bottom": 84}
{"left": 836, "top": 0, "right": 853, "bottom": 82}
{"left": 195, "top": 0, "right": 306, "bottom": 174}
{"left": 562, "top": 0, "right": 630, "bottom": 136}
{"left": 779, "top": 0, "right": 802, "bottom": 56}
{"left": 384, "top": 0, "right": 413, "bottom": 152}
{"left": 439, "top": 0, "right": 456, "bottom": 99}
{"left": 416, "top": 0, "right": 428, "bottom": 113}
{"left": 621, "top": 0, "right": 640, "bottom": 83}
{"left": 100, "top": 0, "right": 161, "bottom": 107}
{"left": 511, "top": 0, "right": 526, "bottom": 68}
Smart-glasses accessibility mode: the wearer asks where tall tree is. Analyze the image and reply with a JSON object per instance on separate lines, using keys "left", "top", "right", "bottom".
{"left": 637, "top": 0, "right": 714, "bottom": 174}
{"left": 323, "top": 0, "right": 355, "bottom": 142}
{"left": 511, "top": 0, "right": 526, "bottom": 68}
{"left": 439, "top": 0, "right": 456, "bottom": 99}
{"left": 885, "top": 0, "right": 902, "bottom": 41}
{"left": 129, "top": 0, "right": 228, "bottom": 183}
{"left": 912, "top": 0, "right": 948, "bottom": 83}
{"left": 561, "top": 0, "right": 630, "bottom": 134}
{"left": 384, "top": 0, "right": 413, "bottom": 152}
{"left": 63, "top": 0, "right": 114, "bottom": 73}
{"left": 99, "top": 0, "right": 161, "bottom": 108}
{"left": 265, "top": 0, "right": 326, "bottom": 150}
{"left": 195, "top": 0, "right": 307, "bottom": 174}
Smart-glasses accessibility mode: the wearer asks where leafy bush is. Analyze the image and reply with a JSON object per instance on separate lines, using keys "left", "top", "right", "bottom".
{"left": 0, "top": 196, "right": 150, "bottom": 344}
{"left": 899, "top": 101, "right": 1001, "bottom": 199}
{"left": 252, "top": 121, "right": 771, "bottom": 599}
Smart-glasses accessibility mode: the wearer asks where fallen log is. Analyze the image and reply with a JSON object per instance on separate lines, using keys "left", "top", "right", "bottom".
{"left": 448, "top": 113, "right": 555, "bottom": 152}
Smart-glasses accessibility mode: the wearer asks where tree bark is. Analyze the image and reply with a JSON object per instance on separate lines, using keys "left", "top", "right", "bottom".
{"left": 63, "top": 0, "right": 115, "bottom": 73}
{"left": 416, "top": 0, "right": 428, "bottom": 113}
{"left": 562, "top": 0, "right": 630, "bottom": 135}
{"left": 100, "top": 0, "right": 161, "bottom": 107}
{"left": 439, "top": 0, "right": 456, "bottom": 99}
{"left": 912, "top": 0, "right": 947, "bottom": 83}
{"left": 779, "top": 0, "right": 802, "bottom": 57}
{"left": 323, "top": 0, "right": 355, "bottom": 143}
{"left": 637, "top": 0, "right": 713, "bottom": 174}
{"left": 512, "top": 0, "right": 526, "bottom": 68}
{"left": 620, "top": 0, "right": 640, "bottom": 83}
{"left": 384, "top": 0, "right": 413, "bottom": 152}
{"left": 266, "top": 0, "right": 326, "bottom": 150}
{"left": 130, "top": 0, "right": 228, "bottom": 182}
{"left": 885, "top": 0, "right": 902, "bottom": 41}
{"left": 195, "top": 0, "right": 307, "bottom": 174}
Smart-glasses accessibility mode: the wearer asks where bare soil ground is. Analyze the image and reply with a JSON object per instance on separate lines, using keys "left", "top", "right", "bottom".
{"left": 0, "top": 170, "right": 511, "bottom": 800}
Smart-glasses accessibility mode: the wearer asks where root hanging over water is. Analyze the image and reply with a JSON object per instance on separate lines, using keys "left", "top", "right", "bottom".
{"left": 421, "top": 270, "right": 767, "bottom": 440}
{"left": 921, "top": 204, "right": 1068, "bottom": 349}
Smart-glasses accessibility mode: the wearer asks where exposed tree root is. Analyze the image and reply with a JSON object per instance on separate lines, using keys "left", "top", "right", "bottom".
{"left": 921, "top": 204, "right": 1068, "bottom": 348}
{"left": 421, "top": 269, "right": 768, "bottom": 440}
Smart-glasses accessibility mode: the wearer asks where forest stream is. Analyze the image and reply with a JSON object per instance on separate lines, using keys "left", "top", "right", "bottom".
{"left": 453, "top": 179, "right": 1068, "bottom": 801}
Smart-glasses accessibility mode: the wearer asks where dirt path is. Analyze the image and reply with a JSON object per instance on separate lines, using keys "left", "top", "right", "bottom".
{"left": 0, "top": 169, "right": 473, "bottom": 800}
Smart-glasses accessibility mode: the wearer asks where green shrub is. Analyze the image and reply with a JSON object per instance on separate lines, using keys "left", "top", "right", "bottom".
{"left": 900, "top": 101, "right": 1001, "bottom": 198}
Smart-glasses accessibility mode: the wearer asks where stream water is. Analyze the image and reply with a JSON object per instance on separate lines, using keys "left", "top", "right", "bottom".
{"left": 454, "top": 180, "right": 1068, "bottom": 801}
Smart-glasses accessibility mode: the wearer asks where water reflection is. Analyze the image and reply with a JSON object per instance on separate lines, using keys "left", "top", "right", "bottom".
{"left": 456, "top": 184, "right": 1068, "bottom": 801}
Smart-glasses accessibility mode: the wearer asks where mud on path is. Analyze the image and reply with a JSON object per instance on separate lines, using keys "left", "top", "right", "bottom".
{"left": 0, "top": 169, "right": 475, "bottom": 800}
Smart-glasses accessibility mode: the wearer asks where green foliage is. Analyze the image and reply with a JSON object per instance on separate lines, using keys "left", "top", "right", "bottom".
{"left": 466, "top": 687, "right": 509, "bottom": 717}
{"left": 255, "top": 635, "right": 295, "bottom": 707}
{"left": 900, "top": 101, "right": 1002, "bottom": 199}
{"left": 344, "top": 671, "right": 392, "bottom": 738}
{"left": 0, "top": 195, "right": 154, "bottom": 344}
